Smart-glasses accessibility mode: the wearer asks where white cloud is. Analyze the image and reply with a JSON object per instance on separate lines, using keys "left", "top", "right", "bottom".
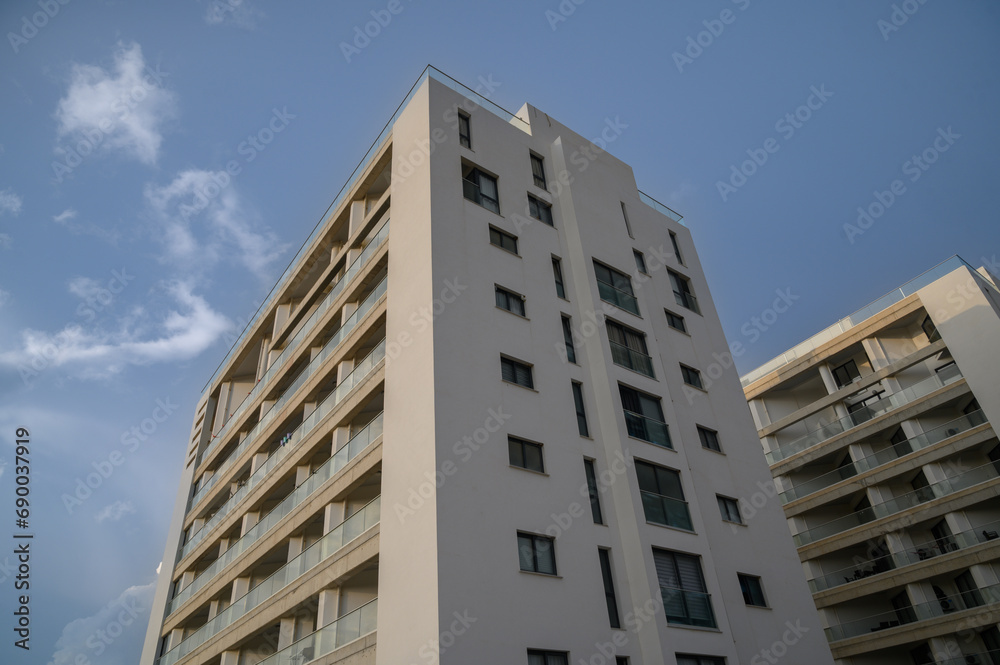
{"left": 145, "top": 169, "right": 289, "bottom": 278}
{"left": 0, "top": 234, "right": 11, "bottom": 249}
{"left": 48, "top": 581, "right": 155, "bottom": 665}
{"left": 205, "top": 0, "right": 264, "bottom": 29}
{"left": 55, "top": 42, "right": 175, "bottom": 165}
{"left": 0, "top": 281, "right": 231, "bottom": 379}
{"left": 54, "top": 209, "right": 120, "bottom": 244}
{"left": 0, "top": 188, "right": 23, "bottom": 216}
{"left": 53, "top": 208, "right": 77, "bottom": 223}
{"left": 95, "top": 500, "right": 136, "bottom": 523}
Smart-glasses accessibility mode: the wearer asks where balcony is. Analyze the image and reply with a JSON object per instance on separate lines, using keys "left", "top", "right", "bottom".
{"left": 168, "top": 413, "right": 383, "bottom": 615}
{"left": 625, "top": 410, "right": 671, "bottom": 448}
{"left": 766, "top": 365, "right": 964, "bottom": 464}
{"left": 597, "top": 278, "right": 639, "bottom": 316}
{"left": 807, "top": 517, "right": 1000, "bottom": 592}
{"left": 610, "top": 340, "right": 655, "bottom": 378}
{"left": 780, "top": 410, "right": 988, "bottom": 504}
{"left": 672, "top": 289, "right": 699, "bottom": 315}
{"left": 640, "top": 491, "right": 692, "bottom": 531}
{"left": 256, "top": 598, "right": 378, "bottom": 665}
{"left": 793, "top": 461, "right": 1000, "bottom": 547}
{"left": 660, "top": 587, "right": 717, "bottom": 628}
{"left": 158, "top": 498, "right": 379, "bottom": 665}
{"left": 824, "top": 583, "right": 1000, "bottom": 642}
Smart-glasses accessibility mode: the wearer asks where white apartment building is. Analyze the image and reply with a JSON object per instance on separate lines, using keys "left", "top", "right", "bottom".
{"left": 140, "top": 66, "right": 833, "bottom": 665}
{"left": 742, "top": 258, "right": 1000, "bottom": 665}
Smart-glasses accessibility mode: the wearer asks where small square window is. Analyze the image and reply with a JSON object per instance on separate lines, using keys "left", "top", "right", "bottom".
{"left": 496, "top": 285, "right": 526, "bottom": 316}
{"left": 528, "top": 650, "right": 568, "bottom": 665}
{"left": 528, "top": 194, "right": 553, "bottom": 226}
{"left": 509, "top": 437, "right": 544, "bottom": 473}
{"left": 501, "top": 356, "right": 534, "bottom": 389}
{"left": 665, "top": 310, "right": 686, "bottom": 333}
{"left": 489, "top": 226, "right": 518, "bottom": 254}
{"left": 681, "top": 365, "right": 703, "bottom": 390}
{"left": 530, "top": 153, "right": 547, "bottom": 189}
{"left": 633, "top": 250, "right": 647, "bottom": 274}
{"left": 717, "top": 495, "right": 742, "bottom": 524}
{"left": 697, "top": 426, "right": 721, "bottom": 452}
{"left": 518, "top": 533, "right": 556, "bottom": 575}
{"left": 458, "top": 112, "right": 471, "bottom": 148}
{"left": 738, "top": 574, "right": 767, "bottom": 607}
{"left": 463, "top": 164, "right": 499, "bottom": 213}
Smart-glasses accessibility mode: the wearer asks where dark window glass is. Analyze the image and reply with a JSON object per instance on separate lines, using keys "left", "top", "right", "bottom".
{"left": 670, "top": 231, "right": 683, "bottom": 264}
{"left": 681, "top": 365, "right": 703, "bottom": 389}
{"left": 528, "top": 194, "right": 553, "bottom": 225}
{"left": 530, "top": 154, "right": 547, "bottom": 189}
{"left": 562, "top": 316, "right": 577, "bottom": 363}
{"left": 584, "top": 460, "right": 603, "bottom": 524}
{"left": 599, "top": 549, "right": 621, "bottom": 628}
{"left": 458, "top": 112, "right": 471, "bottom": 148}
{"left": 619, "top": 385, "right": 670, "bottom": 448}
{"left": 665, "top": 310, "right": 686, "bottom": 333}
{"left": 501, "top": 357, "right": 533, "bottom": 388}
{"left": 489, "top": 226, "right": 518, "bottom": 254}
{"left": 738, "top": 574, "right": 767, "bottom": 606}
{"left": 717, "top": 496, "right": 741, "bottom": 523}
{"left": 463, "top": 165, "right": 499, "bottom": 213}
{"left": 552, "top": 257, "right": 566, "bottom": 299}
{"left": 653, "top": 549, "right": 716, "bottom": 628}
{"left": 495, "top": 286, "right": 525, "bottom": 316}
{"left": 509, "top": 437, "right": 544, "bottom": 473}
{"left": 832, "top": 359, "right": 860, "bottom": 388}
{"left": 594, "top": 261, "right": 639, "bottom": 316}
{"left": 518, "top": 533, "right": 556, "bottom": 574}
{"left": 636, "top": 461, "right": 691, "bottom": 530}
{"left": 633, "top": 250, "right": 647, "bottom": 274}
{"left": 669, "top": 270, "right": 699, "bottom": 313}
{"left": 572, "top": 382, "right": 589, "bottom": 436}
{"left": 698, "top": 426, "right": 721, "bottom": 452}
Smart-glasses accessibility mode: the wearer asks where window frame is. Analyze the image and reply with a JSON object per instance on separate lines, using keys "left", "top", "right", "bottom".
{"left": 717, "top": 495, "right": 742, "bottom": 524}
{"left": 501, "top": 355, "right": 534, "bottom": 389}
{"left": 530, "top": 153, "right": 547, "bottom": 190}
{"left": 697, "top": 426, "right": 721, "bottom": 452}
{"left": 665, "top": 309, "right": 687, "bottom": 333}
{"left": 607, "top": 318, "right": 654, "bottom": 378}
{"left": 518, "top": 532, "right": 557, "bottom": 575}
{"left": 495, "top": 284, "right": 526, "bottom": 317}
{"left": 594, "top": 260, "right": 640, "bottom": 316}
{"left": 463, "top": 164, "right": 499, "bottom": 213}
{"left": 676, "top": 655, "right": 725, "bottom": 665}
{"left": 561, "top": 315, "right": 577, "bottom": 363}
{"left": 489, "top": 225, "right": 519, "bottom": 255}
{"left": 668, "top": 269, "right": 699, "bottom": 314}
{"left": 738, "top": 573, "right": 768, "bottom": 607}
{"left": 669, "top": 230, "right": 683, "bottom": 264}
{"left": 680, "top": 364, "right": 704, "bottom": 390}
{"left": 598, "top": 548, "right": 621, "bottom": 629}
{"left": 636, "top": 460, "right": 692, "bottom": 531}
{"left": 633, "top": 249, "right": 648, "bottom": 274}
{"left": 832, "top": 359, "right": 860, "bottom": 388}
{"left": 619, "top": 384, "right": 670, "bottom": 448}
{"left": 458, "top": 111, "right": 471, "bottom": 148}
{"left": 528, "top": 194, "right": 554, "bottom": 226}
{"left": 653, "top": 548, "right": 716, "bottom": 628}
{"left": 527, "top": 650, "right": 569, "bottom": 665}
{"left": 584, "top": 459, "right": 603, "bottom": 524}
{"left": 508, "top": 436, "right": 545, "bottom": 473}
{"left": 572, "top": 381, "right": 590, "bottom": 436}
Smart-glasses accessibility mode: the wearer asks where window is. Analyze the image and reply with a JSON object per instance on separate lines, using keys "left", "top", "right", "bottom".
{"left": 669, "top": 231, "right": 683, "bottom": 264}
{"left": 584, "top": 459, "right": 603, "bottom": 524}
{"left": 501, "top": 356, "right": 534, "bottom": 389}
{"left": 680, "top": 365, "right": 703, "bottom": 390}
{"left": 615, "top": 659, "right": 630, "bottom": 665}
{"left": 530, "top": 153, "right": 547, "bottom": 189}
{"left": 697, "top": 426, "right": 721, "bottom": 452}
{"left": 669, "top": 270, "right": 699, "bottom": 313}
{"left": 619, "top": 385, "right": 670, "bottom": 448}
{"left": 594, "top": 261, "right": 639, "bottom": 316}
{"left": 598, "top": 549, "right": 621, "bottom": 628}
{"left": 955, "top": 570, "right": 984, "bottom": 608}
{"left": 489, "top": 226, "right": 518, "bottom": 254}
{"left": 528, "top": 194, "right": 553, "bottom": 225}
{"left": 921, "top": 314, "right": 940, "bottom": 342}
{"left": 717, "top": 496, "right": 742, "bottom": 524}
{"left": 832, "top": 359, "right": 860, "bottom": 388}
{"left": 572, "top": 381, "right": 590, "bottom": 436}
{"left": 665, "top": 310, "right": 686, "bottom": 333}
{"left": 509, "top": 436, "right": 544, "bottom": 473}
{"left": 738, "top": 574, "right": 767, "bottom": 607}
{"left": 633, "top": 250, "right": 647, "bottom": 274}
{"left": 676, "top": 656, "right": 724, "bottom": 665}
{"left": 496, "top": 285, "right": 525, "bottom": 316}
{"left": 458, "top": 112, "right": 471, "bottom": 148}
{"left": 980, "top": 626, "right": 1000, "bottom": 665}
{"left": 552, "top": 257, "right": 566, "bottom": 299}
{"left": 561, "top": 316, "right": 577, "bottom": 363}
{"left": 636, "top": 460, "right": 691, "bottom": 530}
{"left": 607, "top": 319, "right": 654, "bottom": 377}
{"left": 620, "top": 201, "right": 633, "bottom": 238}
{"left": 518, "top": 532, "right": 556, "bottom": 575}
{"left": 528, "top": 651, "right": 568, "bottom": 665}
{"left": 653, "top": 549, "right": 716, "bottom": 628}
{"left": 463, "top": 164, "right": 498, "bottom": 213}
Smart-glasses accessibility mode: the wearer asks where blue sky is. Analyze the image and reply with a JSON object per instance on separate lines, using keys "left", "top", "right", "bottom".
{"left": 0, "top": 1, "right": 998, "bottom": 663}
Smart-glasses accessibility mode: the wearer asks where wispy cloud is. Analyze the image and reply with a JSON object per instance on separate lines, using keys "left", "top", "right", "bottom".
{"left": 53, "top": 208, "right": 77, "bottom": 223}
{"left": 0, "top": 234, "right": 10, "bottom": 249}
{"left": 205, "top": 0, "right": 264, "bottom": 29}
{"left": 54, "top": 42, "right": 175, "bottom": 165}
{"left": 48, "top": 581, "right": 155, "bottom": 665}
{"left": 0, "top": 289, "right": 10, "bottom": 309}
{"left": 0, "top": 188, "right": 23, "bottom": 216}
{"left": 144, "top": 169, "right": 289, "bottom": 278}
{"left": 53, "top": 208, "right": 120, "bottom": 244}
{"left": 95, "top": 500, "right": 136, "bottom": 523}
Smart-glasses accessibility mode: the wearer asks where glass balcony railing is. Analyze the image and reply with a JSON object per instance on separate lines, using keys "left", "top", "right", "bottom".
{"left": 597, "top": 279, "right": 640, "bottom": 316}
{"left": 780, "top": 411, "right": 988, "bottom": 503}
{"left": 824, "top": 583, "right": 1000, "bottom": 642}
{"left": 660, "top": 587, "right": 717, "bottom": 628}
{"left": 637, "top": 190, "right": 684, "bottom": 225}
{"left": 179, "top": 341, "right": 386, "bottom": 561}
{"left": 610, "top": 341, "right": 655, "bottom": 378}
{"left": 673, "top": 289, "right": 699, "bottom": 314}
{"left": 640, "top": 491, "right": 693, "bottom": 531}
{"left": 793, "top": 462, "right": 1000, "bottom": 547}
{"left": 196, "top": 220, "right": 389, "bottom": 470}
{"left": 190, "top": 274, "right": 388, "bottom": 511}
{"left": 624, "top": 410, "right": 671, "bottom": 448}
{"left": 159, "top": 498, "right": 380, "bottom": 665}
{"left": 766, "top": 365, "right": 964, "bottom": 464}
{"left": 255, "top": 598, "right": 378, "bottom": 665}
{"left": 167, "top": 413, "right": 383, "bottom": 615}
{"left": 807, "top": 518, "right": 1000, "bottom": 593}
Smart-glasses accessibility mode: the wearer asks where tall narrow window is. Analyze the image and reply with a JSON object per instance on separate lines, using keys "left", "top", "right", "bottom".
{"left": 620, "top": 201, "right": 633, "bottom": 238}
{"left": 669, "top": 230, "right": 683, "bottom": 263}
{"left": 619, "top": 385, "right": 670, "bottom": 448}
{"left": 501, "top": 356, "right": 534, "bottom": 389}
{"left": 572, "top": 381, "right": 589, "bottom": 437}
{"left": 955, "top": 570, "right": 984, "bottom": 608}
{"left": 518, "top": 532, "right": 556, "bottom": 574}
{"left": 561, "top": 316, "right": 577, "bottom": 363}
{"left": 463, "top": 165, "right": 499, "bottom": 213}
{"left": 495, "top": 285, "right": 525, "bottom": 316}
{"left": 669, "top": 270, "right": 699, "bottom": 313}
{"left": 637, "top": 461, "right": 691, "bottom": 530}
{"left": 633, "top": 250, "right": 647, "bottom": 274}
{"left": 584, "top": 459, "right": 603, "bottom": 524}
{"left": 458, "top": 112, "right": 471, "bottom": 148}
{"left": 921, "top": 314, "right": 940, "bottom": 342}
{"left": 530, "top": 153, "right": 547, "bottom": 189}
{"left": 653, "top": 549, "right": 716, "bottom": 628}
{"left": 594, "top": 261, "right": 639, "bottom": 316}
{"left": 607, "top": 319, "right": 654, "bottom": 377}
{"left": 598, "top": 549, "right": 621, "bottom": 628}
{"left": 552, "top": 257, "right": 567, "bottom": 299}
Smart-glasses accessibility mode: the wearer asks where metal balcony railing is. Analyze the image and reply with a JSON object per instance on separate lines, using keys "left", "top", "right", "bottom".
{"left": 660, "top": 587, "right": 717, "bottom": 628}
{"left": 610, "top": 341, "right": 654, "bottom": 378}
{"left": 624, "top": 410, "right": 671, "bottom": 448}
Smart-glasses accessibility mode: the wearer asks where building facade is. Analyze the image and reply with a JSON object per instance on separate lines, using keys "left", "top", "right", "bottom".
{"left": 742, "top": 258, "right": 1000, "bottom": 665}
{"left": 140, "top": 67, "right": 832, "bottom": 665}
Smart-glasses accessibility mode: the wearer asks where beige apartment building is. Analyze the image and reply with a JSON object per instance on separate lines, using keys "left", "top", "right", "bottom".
{"left": 140, "top": 67, "right": 833, "bottom": 665}
{"left": 742, "top": 258, "right": 1000, "bottom": 665}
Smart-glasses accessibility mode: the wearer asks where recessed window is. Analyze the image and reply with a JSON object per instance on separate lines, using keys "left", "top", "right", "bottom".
{"left": 653, "top": 549, "right": 715, "bottom": 627}
{"left": 489, "top": 226, "right": 518, "bottom": 254}
{"left": 572, "top": 381, "right": 590, "bottom": 437}
{"left": 921, "top": 315, "right": 940, "bottom": 342}
{"left": 619, "top": 385, "right": 670, "bottom": 448}
{"left": 676, "top": 655, "right": 724, "bottom": 665}
{"left": 458, "top": 112, "right": 471, "bottom": 148}
{"left": 636, "top": 460, "right": 691, "bottom": 530}
{"left": 501, "top": 356, "right": 534, "bottom": 389}
{"left": 528, "top": 194, "right": 553, "bottom": 226}
{"left": 463, "top": 164, "right": 499, "bottom": 213}
{"left": 665, "top": 310, "right": 686, "bottom": 333}
{"left": 496, "top": 285, "right": 525, "bottom": 316}
{"left": 518, "top": 532, "right": 556, "bottom": 575}
{"left": 620, "top": 201, "right": 633, "bottom": 238}
{"left": 615, "top": 659, "right": 630, "bottom": 665}
{"left": 680, "top": 365, "right": 703, "bottom": 390}
{"left": 509, "top": 436, "right": 544, "bottom": 473}
{"left": 561, "top": 316, "right": 577, "bottom": 363}
{"left": 633, "top": 250, "right": 647, "bottom": 274}
{"left": 697, "top": 426, "right": 721, "bottom": 452}
{"left": 607, "top": 319, "right": 654, "bottom": 378}
{"left": 584, "top": 459, "right": 603, "bottom": 524}
{"left": 528, "top": 650, "right": 568, "bottom": 665}
{"left": 598, "top": 549, "right": 621, "bottom": 628}
{"left": 738, "top": 574, "right": 767, "bottom": 607}
{"left": 530, "top": 153, "right": 547, "bottom": 189}
{"left": 717, "top": 495, "right": 742, "bottom": 524}
{"left": 832, "top": 359, "right": 860, "bottom": 388}
{"left": 552, "top": 257, "right": 566, "bottom": 299}
{"left": 669, "top": 270, "right": 699, "bottom": 314}
{"left": 669, "top": 231, "right": 683, "bottom": 264}
{"left": 594, "top": 261, "right": 639, "bottom": 316}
